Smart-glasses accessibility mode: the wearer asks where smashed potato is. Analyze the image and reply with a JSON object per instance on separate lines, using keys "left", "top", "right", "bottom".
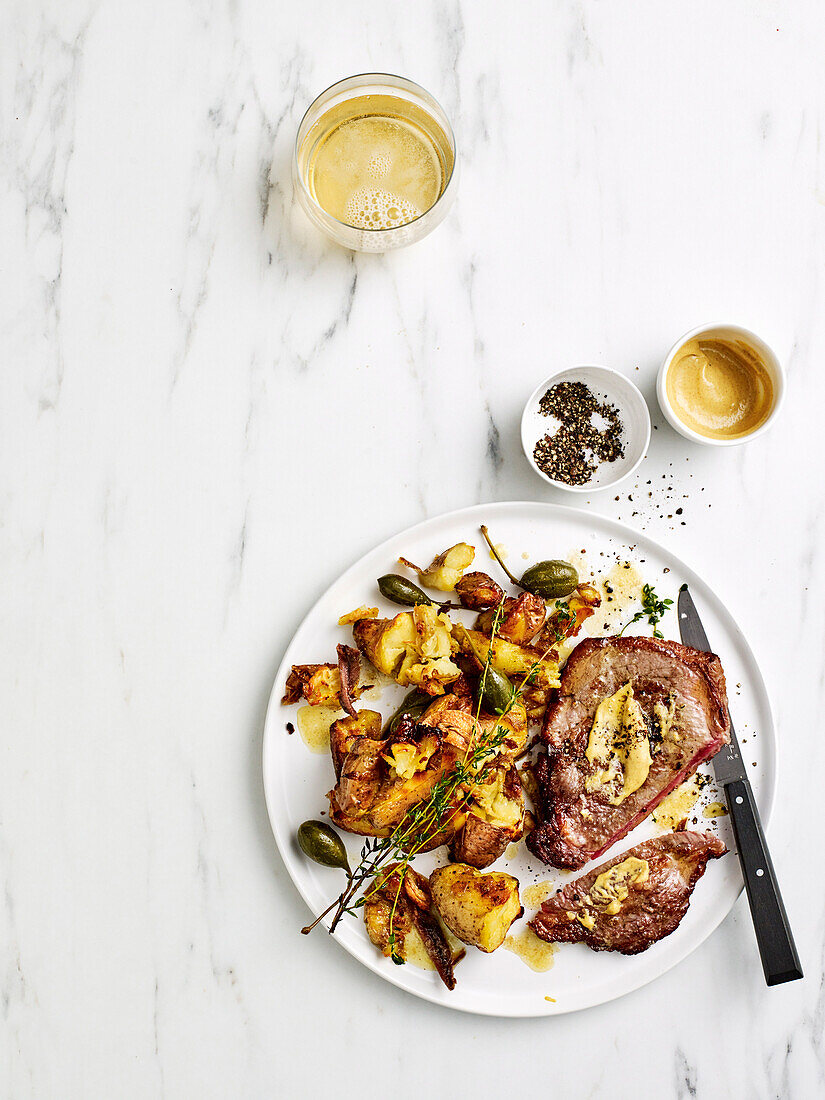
{"left": 363, "top": 864, "right": 458, "bottom": 988}
{"left": 453, "top": 627, "right": 560, "bottom": 691}
{"left": 532, "top": 582, "right": 602, "bottom": 656}
{"left": 455, "top": 571, "right": 504, "bottom": 611}
{"left": 430, "top": 864, "right": 522, "bottom": 952}
{"left": 408, "top": 543, "right": 475, "bottom": 592}
{"left": 338, "top": 606, "right": 378, "bottom": 626}
{"left": 353, "top": 606, "right": 460, "bottom": 696}
{"left": 327, "top": 709, "right": 464, "bottom": 842}
{"left": 451, "top": 765, "right": 525, "bottom": 869}
{"left": 282, "top": 663, "right": 359, "bottom": 708}
{"left": 475, "top": 592, "right": 546, "bottom": 645}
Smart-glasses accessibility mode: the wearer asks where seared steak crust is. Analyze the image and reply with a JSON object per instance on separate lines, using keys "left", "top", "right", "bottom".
{"left": 527, "top": 636, "right": 730, "bottom": 869}
{"left": 530, "top": 830, "right": 726, "bottom": 954}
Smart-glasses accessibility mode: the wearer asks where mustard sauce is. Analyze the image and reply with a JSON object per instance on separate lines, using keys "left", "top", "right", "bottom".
{"left": 296, "top": 704, "right": 342, "bottom": 753}
{"left": 666, "top": 335, "right": 774, "bottom": 440}
{"left": 504, "top": 927, "right": 557, "bottom": 972}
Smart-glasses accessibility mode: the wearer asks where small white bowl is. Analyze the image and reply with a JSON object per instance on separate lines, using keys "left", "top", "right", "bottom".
{"left": 521, "top": 365, "right": 651, "bottom": 494}
{"left": 656, "top": 322, "right": 785, "bottom": 447}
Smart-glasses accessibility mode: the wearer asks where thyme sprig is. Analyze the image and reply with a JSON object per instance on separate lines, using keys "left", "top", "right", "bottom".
{"left": 617, "top": 583, "right": 674, "bottom": 639}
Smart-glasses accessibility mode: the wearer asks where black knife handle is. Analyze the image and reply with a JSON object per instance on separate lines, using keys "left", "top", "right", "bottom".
{"left": 725, "top": 778, "right": 802, "bottom": 985}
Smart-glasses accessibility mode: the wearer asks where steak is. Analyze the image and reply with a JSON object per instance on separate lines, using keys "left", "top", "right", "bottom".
{"left": 529, "top": 830, "right": 726, "bottom": 954}
{"left": 527, "top": 636, "right": 730, "bottom": 869}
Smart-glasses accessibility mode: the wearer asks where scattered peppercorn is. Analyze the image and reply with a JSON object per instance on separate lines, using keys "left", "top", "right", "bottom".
{"left": 533, "top": 381, "right": 625, "bottom": 485}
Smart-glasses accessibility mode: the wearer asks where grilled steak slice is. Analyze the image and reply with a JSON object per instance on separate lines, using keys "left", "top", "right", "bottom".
{"left": 530, "top": 830, "right": 726, "bottom": 954}
{"left": 527, "top": 636, "right": 730, "bottom": 869}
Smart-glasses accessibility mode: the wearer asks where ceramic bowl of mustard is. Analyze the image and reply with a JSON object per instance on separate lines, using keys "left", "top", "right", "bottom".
{"left": 657, "top": 323, "right": 784, "bottom": 447}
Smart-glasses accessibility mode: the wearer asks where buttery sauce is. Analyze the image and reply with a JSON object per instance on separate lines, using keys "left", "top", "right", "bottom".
{"left": 404, "top": 922, "right": 464, "bottom": 971}
{"left": 504, "top": 927, "right": 557, "bottom": 972}
{"left": 652, "top": 774, "right": 702, "bottom": 829}
{"left": 597, "top": 561, "right": 644, "bottom": 633}
{"left": 703, "top": 801, "right": 729, "bottom": 819}
{"left": 522, "top": 880, "right": 555, "bottom": 909}
{"left": 666, "top": 334, "right": 774, "bottom": 440}
{"left": 587, "top": 857, "right": 649, "bottom": 915}
{"left": 296, "top": 704, "right": 342, "bottom": 753}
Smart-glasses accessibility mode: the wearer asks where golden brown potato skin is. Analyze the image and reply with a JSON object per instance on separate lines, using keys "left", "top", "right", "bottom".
{"left": 531, "top": 582, "right": 602, "bottom": 655}
{"left": 475, "top": 592, "right": 547, "bottom": 645}
{"left": 414, "top": 543, "right": 475, "bottom": 591}
{"left": 327, "top": 707, "right": 467, "bottom": 844}
{"left": 352, "top": 608, "right": 460, "bottom": 696}
{"left": 363, "top": 864, "right": 458, "bottom": 989}
{"left": 282, "top": 663, "right": 351, "bottom": 707}
{"left": 450, "top": 764, "right": 525, "bottom": 868}
{"left": 456, "top": 572, "right": 504, "bottom": 611}
{"left": 453, "top": 628, "right": 560, "bottom": 690}
{"left": 450, "top": 814, "right": 509, "bottom": 869}
{"left": 429, "top": 864, "right": 522, "bottom": 953}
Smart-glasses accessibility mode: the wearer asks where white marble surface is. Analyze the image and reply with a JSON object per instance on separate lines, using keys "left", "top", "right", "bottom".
{"left": 1, "top": 1, "right": 823, "bottom": 1096}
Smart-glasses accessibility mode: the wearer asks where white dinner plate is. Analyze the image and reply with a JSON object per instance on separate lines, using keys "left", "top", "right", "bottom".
{"left": 262, "top": 502, "right": 775, "bottom": 1016}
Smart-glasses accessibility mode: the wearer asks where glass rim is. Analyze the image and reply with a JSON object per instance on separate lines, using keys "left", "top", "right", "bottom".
{"left": 292, "top": 72, "right": 458, "bottom": 235}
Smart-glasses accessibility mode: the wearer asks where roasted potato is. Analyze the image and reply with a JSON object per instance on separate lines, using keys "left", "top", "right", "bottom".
{"left": 338, "top": 606, "right": 378, "bottom": 626}
{"left": 429, "top": 864, "right": 522, "bottom": 953}
{"left": 451, "top": 765, "right": 525, "bottom": 868}
{"left": 363, "top": 865, "right": 458, "bottom": 988}
{"left": 452, "top": 627, "right": 560, "bottom": 691}
{"left": 282, "top": 663, "right": 358, "bottom": 707}
{"left": 450, "top": 814, "right": 509, "bottom": 869}
{"left": 353, "top": 606, "right": 460, "bottom": 696}
{"left": 352, "top": 614, "right": 417, "bottom": 676}
{"left": 532, "top": 582, "right": 602, "bottom": 656}
{"left": 329, "top": 709, "right": 383, "bottom": 778}
{"left": 328, "top": 708, "right": 464, "bottom": 843}
{"left": 475, "top": 592, "right": 547, "bottom": 645}
{"left": 455, "top": 571, "right": 504, "bottom": 611}
{"left": 477, "top": 702, "right": 529, "bottom": 759}
{"left": 409, "top": 542, "right": 475, "bottom": 592}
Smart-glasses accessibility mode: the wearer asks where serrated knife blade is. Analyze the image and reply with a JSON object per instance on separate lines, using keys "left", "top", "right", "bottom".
{"left": 677, "top": 585, "right": 747, "bottom": 784}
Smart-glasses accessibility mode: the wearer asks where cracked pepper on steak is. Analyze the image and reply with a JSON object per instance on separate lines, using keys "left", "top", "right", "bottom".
{"left": 526, "top": 636, "right": 731, "bottom": 870}
{"left": 530, "top": 830, "right": 727, "bottom": 954}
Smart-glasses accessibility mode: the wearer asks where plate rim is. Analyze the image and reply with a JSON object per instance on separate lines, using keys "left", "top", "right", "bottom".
{"left": 262, "top": 500, "right": 777, "bottom": 1017}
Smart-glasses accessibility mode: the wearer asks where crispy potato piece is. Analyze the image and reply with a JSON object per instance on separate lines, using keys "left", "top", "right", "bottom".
{"left": 475, "top": 592, "right": 546, "bottom": 645}
{"left": 353, "top": 607, "right": 460, "bottom": 696}
{"left": 532, "top": 582, "right": 602, "bottom": 656}
{"left": 430, "top": 864, "right": 522, "bottom": 953}
{"left": 327, "top": 708, "right": 464, "bottom": 843}
{"left": 282, "top": 663, "right": 363, "bottom": 708}
{"left": 363, "top": 865, "right": 458, "bottom": 989}
{"left": 450, "top": 815, "right": 509, "bottom": 869}
{"left": 408, "top": 543, "right": 475, "bottom": 592}
{"left": 453, "top": 628, "right": 560, "bottom": 690}
{"left": 451, "top": 765, "right": 525, "bottom": 868}
{"left": 455, "top": 571, "right": 504, "bottom": 611}
{"left": 329, "top": 710, "right": 383, "bottom": 779}
{"left": 353, "top": 614, "right": 417, "bottom": 676}
{"left": 471, "top": 766, "right": 525, "bottom": 830}
{"left": 478, "top": 702, "right": 529, "bottom": 758}
{"left": 338, "top": 606, "right": 378, "bottom": 626}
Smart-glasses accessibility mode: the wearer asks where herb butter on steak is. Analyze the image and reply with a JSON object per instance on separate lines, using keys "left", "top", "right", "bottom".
{"left": 529, "top": 830, "right": 726, "bottom": 954}
{"left": 526, "top": 636, "right": 730, "bottom": 870}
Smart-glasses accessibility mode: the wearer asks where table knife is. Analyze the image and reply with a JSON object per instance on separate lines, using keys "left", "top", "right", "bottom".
{"left": 678, "top": 584, "right": 802, "bottom": 986}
